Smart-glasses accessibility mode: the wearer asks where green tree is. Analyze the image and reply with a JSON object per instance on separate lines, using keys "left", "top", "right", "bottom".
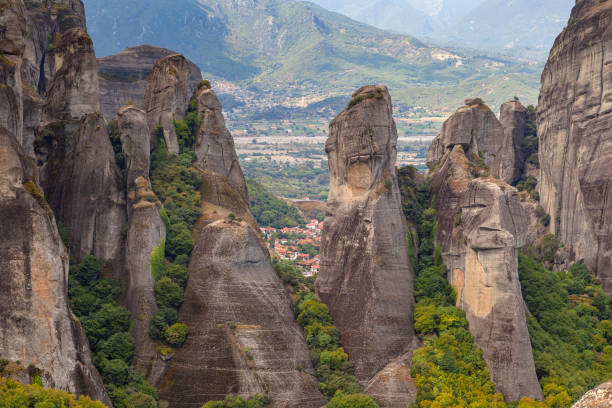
{"left": 74, "top": 254, "right": 102, "bottom": 285}
{"left": 100, "top": 332, "right": 135, "bottom": 363}
{"left": 326, "top": 392, "right": 379, "bottom": 408}
{"left": 154, "top": 277, "right": 184, "bottom": 309}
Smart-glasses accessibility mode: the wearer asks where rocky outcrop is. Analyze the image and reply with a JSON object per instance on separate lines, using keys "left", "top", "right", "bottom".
{"left": 499, "top": 100, "right": 528, "bottom": 184}
{"left": 142, "top": 54, "right": 197, "bottom": 154}
{"left": 117, "top": 105, "right": 165, "bottom": 379}
{"left": 0, "top": 0, "right": 86, "bottom": 158}
{"left": 426, "top": 99, "right": 529, "bottom": 184}
{"left": 428, "top": 106, "right": 543, "bottom": 401}
{"left": 98, "top": 46, "right": 202, "bottom": 121}
{"left": 193, "top": 84, "right": 248, "bottom": 201}
{"left": 537, "top": 0, "right": 612, "bottom": 293}
{"left": 0, "top": 125, "right": 109, "bottom": 404}
{"left": 38, "top": 27, "right": 125, "bottom": 267}
{"left": 158, "top": 86, "right": 325, "bottom": 408}
{"left": 316, "top": 86, "right": 417, "bottom": 406}
{"left": 571, "top": 381, "right": 612, "bottom": 408}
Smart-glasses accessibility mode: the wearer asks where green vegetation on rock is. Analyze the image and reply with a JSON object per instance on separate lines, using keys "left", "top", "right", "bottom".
{"left": 397, "top": 166, "right": 546, "bottom": 408}
{"left": 247, "top": 179, "right": 306, "bottom": 228}
{"left": 272, "top": 258, "right": 377, "bottom": 406}
{"left": 0, "top": 378, "right": 106, "bottom": 407}
{"left": 67, "top": 255, "right": 158, "bottom": 407}
{"left": 518, "top": 255, "right": 612, "bottom": 406}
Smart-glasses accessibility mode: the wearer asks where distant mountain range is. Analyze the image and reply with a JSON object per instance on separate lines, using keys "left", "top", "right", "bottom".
{"left": 308, "top": 0, "right": 484, "bottom": 36}
{"left": 83, "top": 0, "right": 543, "bottom": 114}
{"left": 308, "top": 0, "right": 573, "bottom": 61}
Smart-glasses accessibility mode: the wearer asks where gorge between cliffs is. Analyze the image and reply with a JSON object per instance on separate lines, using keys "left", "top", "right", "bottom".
{"left": 0, "top": 0, "right": 611, "bottom": 408}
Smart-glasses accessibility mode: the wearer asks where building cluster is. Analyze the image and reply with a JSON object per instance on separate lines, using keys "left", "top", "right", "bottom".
{"left": 261, "top": 219, "right": 323, "bottom": 277}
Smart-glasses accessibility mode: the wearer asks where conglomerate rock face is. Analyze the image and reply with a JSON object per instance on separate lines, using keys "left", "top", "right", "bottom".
{"left": 429, "top": 108, "right": 543, "bottom": 401}
{"left": 37, "top": 27, "right": 125, "bottom": 267}
{"left": 143, "top": 54, "right": 195, "bottom": 154}
{"left": 571, "top": 380, "right": 612, "bottom": 408}
{"left": 117, "top": 105, "right": 166, "bottom": 380}
{"left": 158, "top": 87, "right": 325, "bottom": 408}
{"left": 98, "top": 45, "right": 202, "bottom": 121}
{"left": 0, "top": 125, "right": 109, "bottom": 404}
{"left": 316, "top": 85, "right": 418, "bottom": 407}
{"left": 193, "top": 84, "right": 249, "bottom": 202}
{"left": 537, "top": 0, "right": 612, "bottom": 293}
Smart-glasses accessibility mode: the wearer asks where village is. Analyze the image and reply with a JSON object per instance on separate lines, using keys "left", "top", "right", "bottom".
{"left": 260, "top": 218, "right": 323, "bottom": 277}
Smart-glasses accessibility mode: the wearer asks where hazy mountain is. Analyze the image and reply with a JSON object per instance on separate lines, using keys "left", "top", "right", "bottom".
{"left": 307, "top": 0, "right": 485, "bottom": 36}
{"left": 431, "top": 0, "right": 573, "bottom": 60}
{"left": 83, "top": 0, "right": 541, "bottom": 113}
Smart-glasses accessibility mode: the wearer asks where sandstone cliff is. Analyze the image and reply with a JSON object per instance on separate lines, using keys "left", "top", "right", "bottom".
{"left": 537, "top": 0, "right": 612, "bottom": 293}
{"left": 117, "top": 105, "right": 166, "bottom": 379}
{"left": 316, "top": 86, "right": 418, "bottom": 407}
{"left": 193, "top": 84, "right": 249, "bottom": 202}
{"left": 0, "top": 125, "right": 109, "bottom": 404}
{"left": 98, "top": 45, "right": 201, "bottom": 121}
{"left": 0, "top": 0, "right": 85, "bottom": 157}
{"left": 571, "top": 380, "right": 612, "bottom": 408}
{"left": 143, "top": 54, "right": 196, "bottom": 154}
{"left": 158, "top": 87, "right": 325, "bottom": 408}
{"left": 38, "top": 27, "right": 125, "bottom": 267}
{"left": 428, "top": 104, "right": 543, "bottom": 401}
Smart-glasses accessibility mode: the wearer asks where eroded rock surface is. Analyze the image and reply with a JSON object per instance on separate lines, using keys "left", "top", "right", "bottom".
{"left": 428, "top": 112, "right": 543, "bottom": 401}
{"left": 158, "top": 88, "right": 325, "bottom": 408}
{"left": 117, "top": 105, "right": 165, "bottom": 379}
{"left": 571, "top": 380, "right": 612, "bottom": 408}
{"left": 316, "top": 85, "right": 417, "bottom": 406}
{"left": 0, "top": 125, "right": 109, "bottom": 404}
{"left": 143, "top": 54, "right": 196, "bottom": 154}
{"left": 537, "top": 0, "right": 612, "bottom": 293}
{"left": 98, "top": 45, "right": 201, "bottom": 121}
{"left": 499, "top": 100, "right": 528, "bottom": 184}
{"left": 37, "top": 27, "right": 125, "bottom": 267}
{"left": 193, "top": 84, "right": 248, "bottom": 202}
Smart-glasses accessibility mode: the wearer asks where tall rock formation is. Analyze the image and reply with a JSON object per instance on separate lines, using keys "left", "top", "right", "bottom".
{"left": 426, "top": 99, "right": 530, "bottom": 185}
{"left": 142, "top": 54, "right": 196, "bottom": 154}
{"left": 0, "top": 0, "right": 86, "bottom": 157}
{"left": 537, "top": 0, "right": 612, "bottom": 293}
{"left": 316, "top": 86, "right": 418, "bottom": 407}
{"left": 116, "top": 105, "right": 166, "bottom": 380}
{"left": 158, "top": 87, "right": 326, "bottom": 408}
{"left": 98, "top": 45, "right": 202, "bottom": 121}
{"left": 38, "top": 27, "right": 125, "bottom": 266}
{"left": 428, "top": 103, "right": 543, "bottom": 401}
{"left": 192, "top": 83, "right": 249, "bottom": 202}
{"left": 0, "top": 125, "right": 109, "bottom": 404}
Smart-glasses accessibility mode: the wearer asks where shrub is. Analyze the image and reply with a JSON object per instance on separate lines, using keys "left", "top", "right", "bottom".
{"left": 199, "top": 79, "right": 211, "bottom": 89}
{"left": 149, "top": 308, "right": 179, "bottom": 340}
{"left": 326, "top": 392, "right": 378, "bottom": 408}
{"left": 0, "top": 378, "right": 106, "bottom": 407}
{"left": 166, "top": 263, "right": 189, "bottom": 287}
{"left": 163, "top": 323, "right": 189, "bottom": 346}
{"left": 166, "top": 223, "right": 194, "bottom": 260}
{"left": 154, "top": 277, "right": 184, "bottom": 309}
